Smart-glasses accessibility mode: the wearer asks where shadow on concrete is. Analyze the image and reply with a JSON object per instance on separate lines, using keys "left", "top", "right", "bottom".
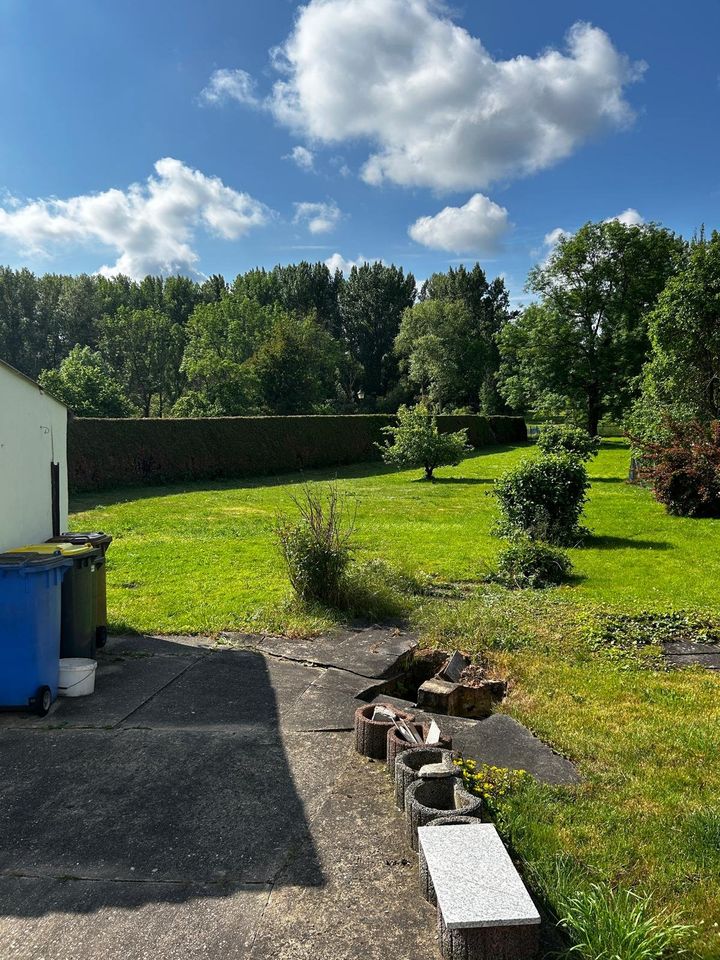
{"left": 0, "top": 638, "right": 326, "bottom": 920}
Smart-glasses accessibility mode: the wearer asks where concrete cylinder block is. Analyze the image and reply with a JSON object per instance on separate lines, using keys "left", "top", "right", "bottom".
{"left": 353, "top": 703, "right": 414, "bottom": 761}
{"left": 385, "top": 723, "right": 453, "bottom": 773}
{"left": 393, "top": 746, "right": 458, "bottom": 811}
{"left": 405, "top": 777, "right": 483, "bottom": 852}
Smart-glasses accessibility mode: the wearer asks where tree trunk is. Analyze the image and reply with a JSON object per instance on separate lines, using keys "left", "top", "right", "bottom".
{"left": 586, "top": 383, "right": 601, "bottom": 436}
{"left": 424, "top": 465, "right": 434, "bottom": 481}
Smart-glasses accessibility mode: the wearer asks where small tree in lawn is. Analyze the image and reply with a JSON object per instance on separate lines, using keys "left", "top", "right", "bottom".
{"left": 379, "top": 404, "right": 469, "bottom": 480}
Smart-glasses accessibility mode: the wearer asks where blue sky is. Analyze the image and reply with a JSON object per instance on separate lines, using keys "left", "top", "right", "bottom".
{"left": 0, "top": 0, "right": 718, "bottom": 304}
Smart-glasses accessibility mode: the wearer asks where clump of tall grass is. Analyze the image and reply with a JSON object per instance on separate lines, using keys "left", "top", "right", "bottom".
{"left": 556, "top": 882, "right": 694, "bottom": 960}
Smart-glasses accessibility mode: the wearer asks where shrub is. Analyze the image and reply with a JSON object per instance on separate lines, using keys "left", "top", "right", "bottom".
{"left": 494, "top": 453, "right": 590, "bottom": 544}
{"left": 633, "top": 419, "right": 720, "bottom": 517}
{"left": 275, "top": 483, "right": 354, "bottom": 606}
{"left": 536, "top": 424, "right": 600, "bottom": 462}
{"left": 494, "top": 538, "right": 572, "bottom": 589}
{"left": 379, "top": 403, "right": 470, "bottom": 480}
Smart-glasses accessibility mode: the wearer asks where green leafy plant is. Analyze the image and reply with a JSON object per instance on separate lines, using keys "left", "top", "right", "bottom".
{"left": 275, "top": 483, "right": 354, "bottom": 607}
{"left": 379, "top": 403, "right": 470, "bottom": 480}
{"left": 556, "top": 883, "right": 694, "bottom": 960}
{"left": 453, "top": 759, "right": 529, "bottom": 813}
{"left": 494, "top": 538, "right": 572, "bottom": 589}
{"left": 537, "top": 425, "right": 601, "bottom": 463}
{"left": 494, "top": 453, "right": 590, "bottom": 544}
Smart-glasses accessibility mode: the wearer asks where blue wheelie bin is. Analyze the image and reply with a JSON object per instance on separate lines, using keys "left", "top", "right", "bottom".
{"left": 0, "top": 551, "right": 72, "bottom": 715}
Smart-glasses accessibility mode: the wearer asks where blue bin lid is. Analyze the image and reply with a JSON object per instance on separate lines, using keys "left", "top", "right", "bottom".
{"left": 0, "top": 551, "right": 72, "bottom": 572}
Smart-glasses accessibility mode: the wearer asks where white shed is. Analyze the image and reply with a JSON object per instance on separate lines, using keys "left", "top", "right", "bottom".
{"left": 0, "top": 359, "right": 69, "bottom": 552}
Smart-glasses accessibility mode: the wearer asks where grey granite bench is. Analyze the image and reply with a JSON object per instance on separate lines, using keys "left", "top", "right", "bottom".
{"left": 417, "top": 823, "right": 540, "bottom": 960}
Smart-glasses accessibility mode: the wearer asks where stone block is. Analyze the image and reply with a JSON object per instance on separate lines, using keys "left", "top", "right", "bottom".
{"left": 418, "top": 677, "right": 462, "bottom": 714}
{"left": 418, "top": 823, "right": 540, "bottom": 960}
{"left": 418, "top": 817, "right": 483, "bottom": 905}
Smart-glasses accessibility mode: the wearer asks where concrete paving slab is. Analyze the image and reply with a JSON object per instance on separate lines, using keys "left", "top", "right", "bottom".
{"left": 663, "top": 640, "right": 720, "bottom": 656}
{"left": 103, "top": 634, "right": 218, "bottom": 657}
{"left": 120, "top": 650, "right": 321, "bottom": 732}
{"left": 0, "top": 655, "right": 199, "bottom": 731}
{"left": 0, "top": 728, "right": 343, "bottom": 886}
{"left": 666, "top": 652, "right": 720, "bottom": 670}
{"left": 283, "top": 668, "right": 370, "bottom": 732}
{"left": 248, "top": 752, "right": 440, "bottom": 960}
{"left": 0, "top": 875, "right": 270, "bottom": 960}
{"left": 225, "top": 625, "right": 417, "bottom": 679}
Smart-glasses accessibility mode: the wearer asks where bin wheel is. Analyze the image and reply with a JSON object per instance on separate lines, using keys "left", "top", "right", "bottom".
{"left": 96, "top": 627, "right": 108, "bottom": 649}
{"left": 32, "top": 686, "right": 52, "bottom": 717}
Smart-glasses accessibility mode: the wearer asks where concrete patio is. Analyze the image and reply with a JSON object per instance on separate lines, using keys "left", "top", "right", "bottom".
{"left": 0, "top": 629, "right": 576, "bottom": 959}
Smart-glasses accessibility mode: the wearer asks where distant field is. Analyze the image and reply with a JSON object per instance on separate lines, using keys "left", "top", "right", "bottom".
{"left": 71, "top": 439, "right": 720, "bottom": 635}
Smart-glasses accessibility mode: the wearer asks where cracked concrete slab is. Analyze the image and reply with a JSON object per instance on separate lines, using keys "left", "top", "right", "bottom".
{"left": 224, "top": 625, "right": 417, "bottom": 679}
{"left": 0, "top": 654, "right": 199, "bottom": 731}
{"left": 247, "top": 752, "right": 439, "bottom": 960}
{"left": 120, "top": 650, "right": 321, "bottom": 732}
{"left": 283, "top": 668, "right": 372, "bottom": 732}
{"left": 0, "top": 875, "right": 270, "bottom": 960}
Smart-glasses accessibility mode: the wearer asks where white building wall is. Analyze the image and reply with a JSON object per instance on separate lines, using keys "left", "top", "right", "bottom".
{"left": 0, "top": 363, "right": 68, "bottom": 552}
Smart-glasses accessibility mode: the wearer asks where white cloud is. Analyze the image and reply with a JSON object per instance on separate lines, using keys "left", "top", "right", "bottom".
{"left": 408, "top": 193, "right": 509, "bottom": 253}
{"left": 293, "top": 200, "right": 342, "bottom": 234}
{"left": 324, "top": 252, "right": 381, "bottom": 274}
{"left": 284, "top": 145, "right": 315, "bottom": 171}
{"left": 0, "top": 158, "right": 271, "bottom": 279}
{"left": 200, "top": 68, "right": 259, "bottom": 106}
{"left": 607, "top": 207, "right": 644, "bottom": 226}
{"left": 266, "top": 2, "right": 644, "bottom": 191}
{"left": 543, "top": 227, "right": 571, "bottom": 250}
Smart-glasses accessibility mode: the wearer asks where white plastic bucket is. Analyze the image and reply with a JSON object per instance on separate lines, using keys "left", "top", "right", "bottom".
{"left": 58, "top": 658, "right": 97, "bottom": 697}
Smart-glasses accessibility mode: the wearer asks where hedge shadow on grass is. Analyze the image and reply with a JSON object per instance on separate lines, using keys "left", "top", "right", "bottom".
{"left": 588, "top": 534, "right": 673, "bottom": 551}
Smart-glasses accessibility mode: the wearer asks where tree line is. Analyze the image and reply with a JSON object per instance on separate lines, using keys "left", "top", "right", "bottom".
{"left": 1, "top": 260, "right": 511, "bottom": 418}
{"left": 1, "top": 218, "right": 718, "bottom": 438}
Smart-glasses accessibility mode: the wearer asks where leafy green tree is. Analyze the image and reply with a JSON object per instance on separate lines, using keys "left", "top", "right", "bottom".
{"left": 420, "top": 264, "right": 512, "bottom": 411}
{"left": 179, "top": 295, "right": 273, "bottom": 415}
{"left": 251, "top": 313, "right": 342, "bottom": 414}
{"left": 199, "top": 274, "right": 229, "bottom": 303}
{"left": 498, "top": 220, "right": 684, "bottom": 434}
{"left": 338, "top": 262, "right": 415, "bottom": 402}
{"left": 161, "top": 275, "right": 200, "bottom": 325}
{"left": 628, "top": 230, "right": 720, "bottom": 440}
{"left": 99, "top": 307, "right": 185, "bottom": 416}
{"left": 396, "top": 298, "right": 498, "bottom": 412}
{"left": 38, "top": 346, "right": 133, "bottom": 417}
{"left": 379, "top": 404, "right": 469, "bottom": 480}
{"left": 0, "top": 266, "right": 41, "bottom": 376}
{"left": 272, "top": 262, "right": 343, "bottom": 335}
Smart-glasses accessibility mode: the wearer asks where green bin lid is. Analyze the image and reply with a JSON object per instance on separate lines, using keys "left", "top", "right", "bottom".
{"left": 0, "top": 550, "right": 72, "bottom": 571}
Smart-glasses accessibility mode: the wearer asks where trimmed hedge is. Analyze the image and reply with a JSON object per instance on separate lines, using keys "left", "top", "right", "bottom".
{"left": 68, "top": 414, "right": 527, "bottom": 493}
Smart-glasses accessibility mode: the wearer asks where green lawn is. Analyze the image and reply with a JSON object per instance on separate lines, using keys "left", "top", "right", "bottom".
{"left": 71, "top": 439, "right": 720, "bottom": 635}
{"left": 70, "top": 440, "right": 720, "bottom": 956}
